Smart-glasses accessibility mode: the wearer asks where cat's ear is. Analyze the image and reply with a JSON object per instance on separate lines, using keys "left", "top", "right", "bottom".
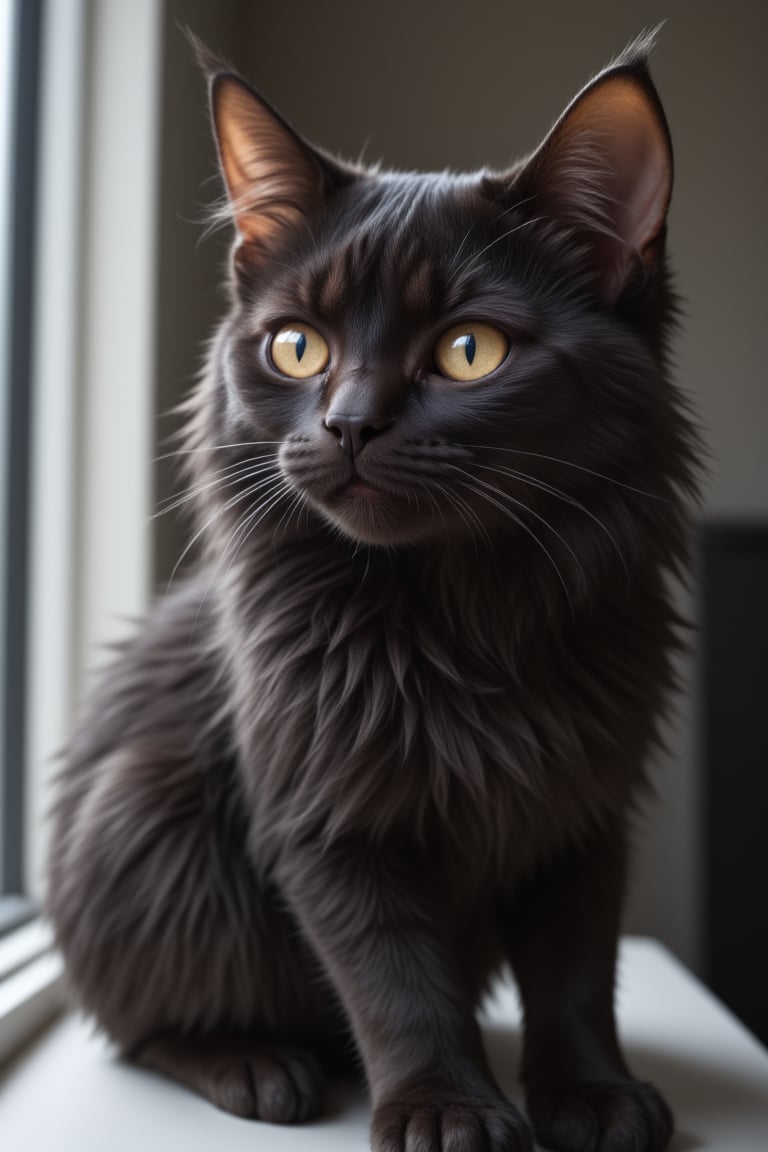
{"left": 206, "top": 65, "right": 353, "bottom": 258}
{"left": 509, "top": 35, "right": 672, "bottom": 301}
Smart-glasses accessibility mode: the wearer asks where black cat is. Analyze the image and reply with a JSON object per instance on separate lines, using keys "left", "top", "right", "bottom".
{"left": 49, "top": 31, "right": 700, "bottom": 1152}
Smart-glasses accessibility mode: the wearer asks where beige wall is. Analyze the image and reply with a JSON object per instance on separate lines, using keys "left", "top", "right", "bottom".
{"left": 157, "top": 1, "right": 768, "bottom": 969}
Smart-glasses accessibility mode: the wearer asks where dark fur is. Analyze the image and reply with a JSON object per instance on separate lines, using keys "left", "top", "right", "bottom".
{"left": 48, "top": 32, "right": 700, "bottom": 1152}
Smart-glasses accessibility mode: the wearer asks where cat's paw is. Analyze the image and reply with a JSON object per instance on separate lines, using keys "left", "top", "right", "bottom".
{"left": 207, "top": 1045, "right": 324, "bottom": 1122}
{"left": 138, "top": 1036, "right": 325, "bottom": 1123}
{"left": 371, "top": 1084, "right": 532, "bottom": 1151}
{"left": 526, "top": 1077, "right": 673, "bottom": 1152}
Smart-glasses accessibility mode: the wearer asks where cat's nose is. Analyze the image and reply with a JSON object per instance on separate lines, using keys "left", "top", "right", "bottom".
{"left": 323, "top": 413, "right": 393, "bottom": 458}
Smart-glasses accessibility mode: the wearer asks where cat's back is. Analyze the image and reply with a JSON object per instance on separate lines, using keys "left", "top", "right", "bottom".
{"left": 67, "top": 576, "right": 230, "bottom": 768}
{"left": 48, "top": 575, "right": 235, "bottom": 885}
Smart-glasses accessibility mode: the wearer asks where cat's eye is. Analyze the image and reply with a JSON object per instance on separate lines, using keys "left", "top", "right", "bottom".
{"left": 434, "top": 323, "right": 509, "bottom": 382}
{"left": 271, "top": 324, "right": 330, "bottom": 379}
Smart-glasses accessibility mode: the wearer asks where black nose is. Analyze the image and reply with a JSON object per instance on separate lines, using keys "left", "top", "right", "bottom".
{"left": 324, "top": 413, "right": 393, "bottom": 458}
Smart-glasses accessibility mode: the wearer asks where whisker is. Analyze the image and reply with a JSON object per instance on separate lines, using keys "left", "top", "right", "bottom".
{"left": 456, "top": 478, "right": 574, "bottom": 616}
{"left": 222, "top": 478, "right": 292, "bottom": 563}
{"left": 445, "top": 194, "right": 538, "bottom": 278}
{"left": 448, "top": 464, "right": 585, "bottom": 587}
{"left": 165, "top": 467, "right": 282, "bottom": 592}
{"left": 474, "top": 461, "right": 630, "bottom": 582}
{"left": 189, "top": 477, "right": 291, "bottom": 637}
{"left": 413, "top": 478, "right": 452, "bottom": 543}
{"left": 453, "top": 216, "right": 548, "bottom": 277}
{"left": 152, "top": 456, "right": 281, "bottom": 520}
{"left": 274, "top": 486, "right": 308, "bottom": 545}
{"left": 463, "top": 444, "right": 669, "bottom": 502}
{"left": 155, "top": 459, "right": 281, "bottom": 510}
{"left": 153, "top": 441, "right": 282, "bottom": 465}
{"left": 432, "top": 478, "right": 491, "bottom": 552}
{"left": 442, "top": 486, "right": 488, "bottom": 556}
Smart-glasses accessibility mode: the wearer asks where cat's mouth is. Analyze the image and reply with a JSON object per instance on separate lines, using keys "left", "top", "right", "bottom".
{"left": 334, "top": 477, "right": 385, "bottom": 500}
{"left": 317, "top": 470, "right": 426, "bottom": 544}
{"left": 282, "top": 447, "right": 439, "bottom": 545}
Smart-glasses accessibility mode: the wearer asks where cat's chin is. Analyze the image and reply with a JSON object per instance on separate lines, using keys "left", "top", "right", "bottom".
{"left": 318, "top": 481, "right": 438, "bottom": 547}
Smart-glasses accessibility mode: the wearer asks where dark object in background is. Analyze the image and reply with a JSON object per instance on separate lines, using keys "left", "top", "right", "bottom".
{"left": 700, "top": 523, "right": 768, "bottom": 1048}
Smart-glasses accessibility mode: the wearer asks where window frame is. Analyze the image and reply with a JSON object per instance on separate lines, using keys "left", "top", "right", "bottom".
{"left": 1, "top": 0, "right": 162, "bottom": 1064}
{"left": 0, "top": 0, "right": 41, "bottom": 922}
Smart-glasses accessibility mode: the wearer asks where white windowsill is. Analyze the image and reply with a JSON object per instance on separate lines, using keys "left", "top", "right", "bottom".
{"left": 0, "top": 917, "right": 54, "bottom": 979}
{"left": 1, "top": 939, "right": 767, "bottom": 1151}
{"left": 0, "top": 919, "right": 65, "bottom": 1065}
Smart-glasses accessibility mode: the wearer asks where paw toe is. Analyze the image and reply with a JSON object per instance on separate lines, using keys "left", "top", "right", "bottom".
{"left": 439, "top": 1106, "right": 485, "bottom": 1152}
{"left": 372, "top": 1095, "right": 532, "bottom": 1152}
{"left": 281, "top": 1050, "right": 325, "bottom": 1121}
{"left": 209, "top": 1060, "right": 260, "bottom": 1118}
{"left": 205, "top": 1046, "right": 323, "bottom": 1123}
{"left": 405, "top": 1109, "right": 438, "bottom": 1152}
{"left": 252, "top": 1060, "right": 299, "bottom": 1122}
{"left": 528, "top": 1079, "right": 673, "bottom": 1152}
{"left": 529, "top": 1087, "right": 599, "bottom": 1152}
{"left": 251, "top": 1049, "right": 324, "bottom": 1124}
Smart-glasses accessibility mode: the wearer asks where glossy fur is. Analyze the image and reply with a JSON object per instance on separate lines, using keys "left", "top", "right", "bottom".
{"left": 49, "top": 33, "right": 700, "bottom": 1152}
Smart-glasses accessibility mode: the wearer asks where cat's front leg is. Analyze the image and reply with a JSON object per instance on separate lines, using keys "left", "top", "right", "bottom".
{"left": 503, "top": 820, "right": 673, "bottom": 1152}
{"left": 278, "top": 836, "right": 532, "bottom": 1152}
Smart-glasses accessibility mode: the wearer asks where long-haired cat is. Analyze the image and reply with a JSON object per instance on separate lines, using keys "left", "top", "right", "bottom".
{"left": 48, "top": 31, "right": 700, "bottom": 1152}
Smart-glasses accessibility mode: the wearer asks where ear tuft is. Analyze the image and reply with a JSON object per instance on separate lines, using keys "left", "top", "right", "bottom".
{"left": 182, "top": 26, "right": 231, "bottom": 82}
{"left": 605, "top": 24, "right": 664, "bottom": 73}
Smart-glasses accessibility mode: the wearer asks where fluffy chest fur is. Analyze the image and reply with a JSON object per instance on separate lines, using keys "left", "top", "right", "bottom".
{"left": 215, "top": 534, "right": 672, "bottom": 880}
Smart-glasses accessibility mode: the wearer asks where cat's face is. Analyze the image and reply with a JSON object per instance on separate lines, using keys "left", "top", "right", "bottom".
{"left": 224, "top": 173, "right": 573, "bottom": 547}
{"left": 201, "top": 42, "right": 687, "bottom": 552}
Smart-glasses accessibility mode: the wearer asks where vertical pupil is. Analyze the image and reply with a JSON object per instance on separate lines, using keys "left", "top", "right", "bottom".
{"left": 464, "top": 333, "right": 476, "bottom": 365}
{"left": 295, "top": 332, "right": 307, "bottom": 362}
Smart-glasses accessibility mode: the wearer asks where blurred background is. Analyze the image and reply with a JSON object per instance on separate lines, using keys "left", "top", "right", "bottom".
{"left": 0, "top": 0, "right": 766, "bottom": 1051}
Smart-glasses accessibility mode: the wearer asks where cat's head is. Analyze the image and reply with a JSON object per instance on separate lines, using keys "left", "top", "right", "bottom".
{"left": 190, "top": 33, "right": 695, "bottom": 563}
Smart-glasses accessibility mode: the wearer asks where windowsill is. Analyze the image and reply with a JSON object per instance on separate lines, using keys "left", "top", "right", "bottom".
{"left": 0, "top": 919, "right": 66, "bottom": 1064}
{"left": 1, "top": 939, "right": 768, "bottom": 1151}
{"left": 0, "top": 895, "right": 36, "bottom": 937}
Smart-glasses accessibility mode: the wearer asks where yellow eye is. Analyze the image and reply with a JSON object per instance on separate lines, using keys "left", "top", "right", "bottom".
{"left": 434, "top": 323, "right": 508, "bottom": 382}
{"left": 271, "top": 324, "right": 329, "bottom": 379}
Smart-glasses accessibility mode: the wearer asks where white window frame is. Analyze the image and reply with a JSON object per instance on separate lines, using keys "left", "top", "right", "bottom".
{"left": 0, "top": 0, "right": 161, "bottom": 1065}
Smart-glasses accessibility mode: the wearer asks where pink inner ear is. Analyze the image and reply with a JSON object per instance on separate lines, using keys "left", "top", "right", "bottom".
{"left": 532, "top": 74, "right": 672, "bottom": 300}
{"left": 618, "top": 128, "right": 670, "bottom": 260}
{"left": 588, "top": 83, "right": 671, "bottom": 257}
{"left": 212, "top": 76, "right": 321, "bottom": 251}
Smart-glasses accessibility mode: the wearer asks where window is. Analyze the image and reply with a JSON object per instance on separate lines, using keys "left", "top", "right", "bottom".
{"left": 0, "top": 0, "right": 159, "bottom": 1064}
{"left": 0, "top": 0, "right": 41, "bottom": 937}
{"left": 0, "top": 0, "right": 63, "bottom": 1069}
